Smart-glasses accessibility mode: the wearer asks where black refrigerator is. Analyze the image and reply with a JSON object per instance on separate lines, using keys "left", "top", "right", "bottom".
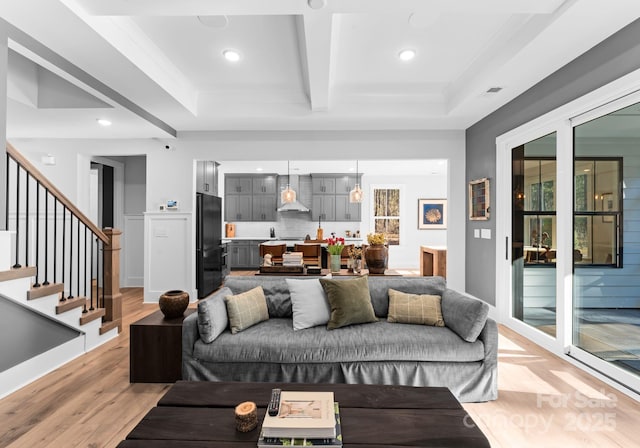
{"left": 196, "top": 193, "right": 225, "bottom": 298}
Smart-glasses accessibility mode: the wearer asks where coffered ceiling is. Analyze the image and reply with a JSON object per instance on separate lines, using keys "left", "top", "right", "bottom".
{"left": 3, "top": 0, "right": 640, "bottom": 139}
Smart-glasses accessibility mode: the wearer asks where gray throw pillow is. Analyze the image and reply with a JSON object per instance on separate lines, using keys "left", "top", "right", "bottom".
{"left": 441, "top": 289, "right": 489, "bottom": 342}
{"left": 197, "top": 286, "right": 231, "bottom": 343}
{"left": 387, "top": 288, "right": 444, "bottom": 326}
{"left": 319, "top": 276, "right": 378, "bottom": 330}
{"left": 224, "top": 286, "right": 269, "bottom": 334}
{"left": 286, "top": 278, "right": 330, "bottom": 330}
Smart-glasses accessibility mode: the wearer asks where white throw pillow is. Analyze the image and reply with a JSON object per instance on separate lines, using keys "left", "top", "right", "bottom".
{"left": 286, "top": 278, "right": 331, "bottom": 330}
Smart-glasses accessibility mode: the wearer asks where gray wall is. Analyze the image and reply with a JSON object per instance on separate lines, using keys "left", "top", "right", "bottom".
{"left": 465, "top": 18, "right": 640, "bottom": 305}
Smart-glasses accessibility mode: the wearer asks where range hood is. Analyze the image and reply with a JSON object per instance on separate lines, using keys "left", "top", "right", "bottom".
{"left": 277, "top": 175, "right": 310, "bottom": 212}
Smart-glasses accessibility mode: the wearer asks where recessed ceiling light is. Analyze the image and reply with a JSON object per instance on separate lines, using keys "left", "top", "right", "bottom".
{"left": 398, "top": 49, "right": 416, "bottom": 61}
{"left": 96, "top": 119, "right": 112, "bottom": 126}
{"left": 223, "top": 49, "right": 240, "bottom": 62}
{"left": 486, "top": 87, "right": 503, "bottom": 94}
{"left": 256, "top": 167, "right": 263, "bottom": 172}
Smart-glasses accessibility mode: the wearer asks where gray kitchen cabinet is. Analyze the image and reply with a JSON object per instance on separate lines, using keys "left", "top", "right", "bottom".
{"left": 228, "top": 240, "right": 262, "bottom": 269}
{"left": 225, "top": 195, "right": 252, "bottom": 221}
{"left": 311, "top": 174, "right": 360, "bottom": 222}
{"left": 196, "top": 161, "right": 219, "bottom": 195}
{"left": 225, "top": 175, "right": 252, "bottom": 194}
{"left": 335, "top": 195, "right": 361, "bottom": 221}
{"left": 253, "top": 195, "right": 277, "bottom": 221}
{"left": 312, "top": 176, "right": 336, "bottom": 195}
{"left": 312, "top": 195, "right": 335, "bottom": 221}
{"left": 225, "top": 174, "right": 277, "bottom": 221}
{"left": 253, "top": 175, "right": 277, "bottom": 195}
{"left": 335, "top": 175, "right": 358, "bottom": 194}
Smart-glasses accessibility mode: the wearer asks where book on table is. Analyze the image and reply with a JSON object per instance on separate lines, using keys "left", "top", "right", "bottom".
{"left": 260, "top": 391, "right": 336, "bottom": 439}
{"left": 282, "top": 252, "right": 303, "bottom": 266}
{"left": 258, "top": 402, "right": 342, "bottom": 447}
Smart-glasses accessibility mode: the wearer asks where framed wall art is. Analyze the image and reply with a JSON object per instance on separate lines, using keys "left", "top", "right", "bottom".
{"left": 418, "top": 199, "right": 447, "bottom": 229}
{"left": 469, "top": 178, "right": 490, "bottom": 221}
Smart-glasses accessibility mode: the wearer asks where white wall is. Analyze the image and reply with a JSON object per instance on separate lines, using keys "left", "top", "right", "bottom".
{"left": 360, "top": 174, "right": 448, "bottom": 269}
{"left": 10, "top": 130, "right": 466, "bottom": 297}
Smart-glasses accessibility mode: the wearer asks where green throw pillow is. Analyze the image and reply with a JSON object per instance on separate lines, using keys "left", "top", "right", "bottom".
{"left": 387, "top": 289, "right": 444, "bottom": 327}
{"left": 319, "top": 276, "right": 378, "bottom": 330}
{"left": 224, "top": 286, "right": 269, "bottom": 334}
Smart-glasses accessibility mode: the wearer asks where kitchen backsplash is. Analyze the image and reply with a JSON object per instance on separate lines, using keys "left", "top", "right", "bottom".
{"left": 227, "top": 213, "right": 361, "bottom": 239}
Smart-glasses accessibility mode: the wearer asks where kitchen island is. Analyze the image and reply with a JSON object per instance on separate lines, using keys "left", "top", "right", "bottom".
{"left": 260, "top": 238, "right": 364, "bottom": 269}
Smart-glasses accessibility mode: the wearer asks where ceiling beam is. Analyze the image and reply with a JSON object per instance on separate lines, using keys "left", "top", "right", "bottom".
{"left": 60, "top": 0, "right": 198, "bottom": 116}
{"left": 297, "top": 13, "right": 333, "bottom": 112}
{"left": 77, "top": 0, "right": 565, "bottom": 16}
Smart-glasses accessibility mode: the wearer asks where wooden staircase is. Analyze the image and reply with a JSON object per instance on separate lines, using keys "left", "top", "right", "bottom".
{"left": 0, "top": 143, "right": 124, "bottom": 398}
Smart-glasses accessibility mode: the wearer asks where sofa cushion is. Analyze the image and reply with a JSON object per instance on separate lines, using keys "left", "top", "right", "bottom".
{"left": 441, "top": 289, "right": 489, "bottom": 342}
{"left": 387, "top": 289, "right": 444, "bottom": 327}
{"left": 319, "top": 276, "right": 378, "bottom": 330}
{"left": 193, "top": 318, "right": 485, "bottom": 364}
{"left": 224, "top": 276, "right": 293, "bottom": 317}
{"left": 286, "top": 278, "right": 330, "bottom": 330}
{"left": 197, "top": 286, "right": 231, "bottom": 343}
{"left": 224, "top": 286, "right": 269, "bottom": 334}
{"left": 367, "top": 276, "right": 446, "bottom": 317}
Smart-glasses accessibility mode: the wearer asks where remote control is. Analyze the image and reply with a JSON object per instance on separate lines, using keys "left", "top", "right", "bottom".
{"left": 268, "top": 388, "right": 281, "bottom": 416}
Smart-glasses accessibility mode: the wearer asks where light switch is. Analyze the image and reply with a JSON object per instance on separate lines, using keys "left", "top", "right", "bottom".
{"left": 474, "top": 229, "right": 480, "bottom": 238}
{"left": 481, "top": 229, "right": 491, "bottom": 239}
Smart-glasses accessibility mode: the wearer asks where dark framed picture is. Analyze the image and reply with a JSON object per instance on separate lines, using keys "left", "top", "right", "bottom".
{"left": 418, "top": 199, "right": 447, "bottom": 229}
{"left": 469, "top": 178, "right": 490, "bottom": 221}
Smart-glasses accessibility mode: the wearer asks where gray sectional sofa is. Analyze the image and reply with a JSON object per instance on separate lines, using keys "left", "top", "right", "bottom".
{"left": 182, "top": 275, "right": 498, "bottom": 402}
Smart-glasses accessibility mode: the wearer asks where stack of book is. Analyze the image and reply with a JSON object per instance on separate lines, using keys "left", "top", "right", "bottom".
{"left": 258, "top": 391, "right": 342, "bottom": 447}
{"left": 282, "top": 252, "right": 303, "bottom": 266}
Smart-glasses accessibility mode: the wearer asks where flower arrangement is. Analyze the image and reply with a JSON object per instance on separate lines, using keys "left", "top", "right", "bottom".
{"left": 326, "top": 236, "right": 345, "bottom": 255}
{"left": 367, "top": 232, "right": 386, "bottom": 245}
{"left": 348, "top": 246, "right": 363, "bottom": 260}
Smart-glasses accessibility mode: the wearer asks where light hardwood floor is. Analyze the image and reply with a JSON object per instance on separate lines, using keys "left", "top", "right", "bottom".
{"left": 0, "top": 287, "right": 638, "bottom": 447}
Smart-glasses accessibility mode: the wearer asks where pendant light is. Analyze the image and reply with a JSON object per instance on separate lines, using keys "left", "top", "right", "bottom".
{"left": 281, "top": 161, "right": 297, "bottom": 204}
{"left": 350, "top": 160, "right": 363, "bottom": 203}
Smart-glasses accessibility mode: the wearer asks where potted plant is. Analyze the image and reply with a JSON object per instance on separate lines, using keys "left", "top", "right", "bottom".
{"left": 348, "top": 246, "right": 363, "bottom": 273}
{"left": 365, "top": 233, "right": 387, "bottom": 274}
{"left": 326, "top": 235, "right": 345, "bottom": 273}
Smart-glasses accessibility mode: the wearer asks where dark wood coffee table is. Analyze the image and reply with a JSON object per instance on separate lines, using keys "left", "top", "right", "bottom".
{"left": 118, "top": 381, "right": 490, "bottom": 447}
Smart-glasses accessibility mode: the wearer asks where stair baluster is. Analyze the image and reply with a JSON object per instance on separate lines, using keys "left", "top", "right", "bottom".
{"left": 78, "top": 218, "right": 85, "bottom": 313}
{"left": 60, "top": 205, "right": 67, "bottom": 301}
{"left": 4, "top": 155, "right": 8, "bottom": 231}
{"left": 43, "top": 189, "right": 50, "bottom": 286}
{"left": 53, "top": 198, "right": 57, "bottom": 285}
{"left": 25, "top": 171, "right": 30, "bottom": 267}
{"left": 84, "top": 226, "right": 88, "bottom": 309}
{"left": 68, "top": 214, "right": 73, "bottom": 299}
{"left": 33, "top": 182, "right": 40, "bottom": 286}
{"left": 89, "top": 235, "right": 95, "bottom": 311}
{"left": 12, "top": 161, "right": 21, "bottom": 269}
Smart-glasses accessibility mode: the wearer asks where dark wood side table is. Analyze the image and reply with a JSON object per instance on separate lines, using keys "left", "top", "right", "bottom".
{"left": 130, "top": 308, "right": 196, "bottom": 383}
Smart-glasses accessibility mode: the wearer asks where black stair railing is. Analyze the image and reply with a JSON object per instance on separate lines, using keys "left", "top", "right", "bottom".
{"left": 4, "top": 143, "right": 111, "bottom": 322}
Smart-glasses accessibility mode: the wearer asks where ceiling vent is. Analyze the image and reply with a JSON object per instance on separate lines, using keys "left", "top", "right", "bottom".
{"left": 486, "top": 87, "right": 503, "bottom": 94}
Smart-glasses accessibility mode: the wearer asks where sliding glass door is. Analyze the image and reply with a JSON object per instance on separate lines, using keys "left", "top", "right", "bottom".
{"left": 499, "top": 94, "right": 640, "bottom": 394}
{"left": 511, "top": 133, "right": 557, "bottom": 337}
{"left": 573, "top": 103, "right": 639, "bottom": 378}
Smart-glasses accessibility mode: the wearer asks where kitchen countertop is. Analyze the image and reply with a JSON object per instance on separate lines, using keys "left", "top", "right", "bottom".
{"left": 224, "top": 237, "right": 277, "bottom": 241}
{"left": 261, "top": 238, "right": 364, "bottom": 246}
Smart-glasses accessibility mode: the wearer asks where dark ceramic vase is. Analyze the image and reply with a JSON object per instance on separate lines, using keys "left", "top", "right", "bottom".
{"left": 159, "top": 290, "right": 189, "bottom": 319}
{"left": 365, "top": 244, "right": 387, "bottom": 274}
